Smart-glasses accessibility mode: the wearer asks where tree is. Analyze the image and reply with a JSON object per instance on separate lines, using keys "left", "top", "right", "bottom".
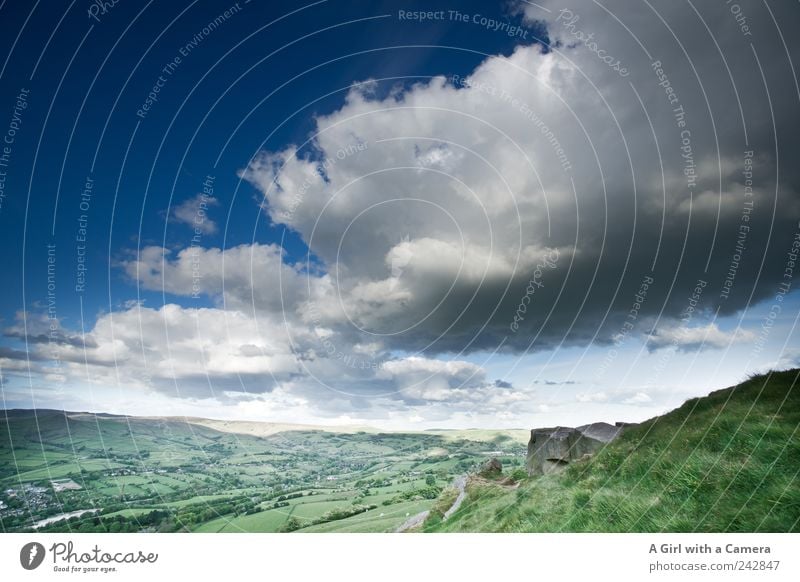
{"left": 425, "top": 475, "right": 436, "bottom": 486}
{"left": 281, "top": 517, "right": 301, "bottom": 532}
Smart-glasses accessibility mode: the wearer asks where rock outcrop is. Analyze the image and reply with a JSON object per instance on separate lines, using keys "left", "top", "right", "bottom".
{"left": 526, "top": 422, "right": 624, "bottom": 476}
{"left": 479, "top": 457, "right": 503, "bottom": 477}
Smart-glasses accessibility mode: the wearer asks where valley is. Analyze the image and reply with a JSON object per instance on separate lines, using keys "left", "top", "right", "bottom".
{"left": 0, "top": 410, "right": 526, "bottom": 533}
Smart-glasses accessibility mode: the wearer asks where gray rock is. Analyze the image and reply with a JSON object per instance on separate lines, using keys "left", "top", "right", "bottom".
{"left": 576, "top": 422, "right": 624, "bottom": 443}
{"left": 479, "top": 457, "right": 503, "bottom": 476}
{"left": 525, "top": 422, "right": 625, "bottom": 476}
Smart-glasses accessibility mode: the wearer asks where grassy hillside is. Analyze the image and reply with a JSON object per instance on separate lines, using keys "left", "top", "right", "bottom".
{"left": 425, "top": 369, "right": 800, "bottom": 532}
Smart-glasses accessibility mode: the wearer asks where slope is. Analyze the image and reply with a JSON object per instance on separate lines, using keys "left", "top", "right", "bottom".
{"left": 425, "top": 369, "right": 800, "bottom": 532}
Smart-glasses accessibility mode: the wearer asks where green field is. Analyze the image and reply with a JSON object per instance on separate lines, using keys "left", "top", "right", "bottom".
{"left": 0, "top": 408, "right": 523, "bottom": 532}
{"left": 297, "top": 500, "right": 432, "bottom": 532}
{"left": 194, "top": 508, "right": 291, "bottom": 533}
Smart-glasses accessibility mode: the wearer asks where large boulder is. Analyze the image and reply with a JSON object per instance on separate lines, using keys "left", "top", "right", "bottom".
{"left": 479, "top": 457, "right": 503, "bottom": 477}
{"left": 525, "top": 422, "right": 624, "bottom": 476}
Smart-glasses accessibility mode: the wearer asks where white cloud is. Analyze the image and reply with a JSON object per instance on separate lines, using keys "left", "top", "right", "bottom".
{"left": 5, "top": 300, "right": 535, "bottom": 423}
{"left": 121, "top": 243, "right": 311, "bottom": 315}
{"left": 647, "top": 323, "right": 755, "bottom": 352}
{"left": 622, "top": 392, "right": 653, "bottom": 405}
{"left": 576, "top": 391, "right": 608, "bottom": 403}
{"left": 51, "top": 304, "right": 303, "bottom": 391}
{"left": 171, "top": 193, "right": 219, "bottom": 235}
{"left": 377, "top": 356, "right": 485, "bottom": 402}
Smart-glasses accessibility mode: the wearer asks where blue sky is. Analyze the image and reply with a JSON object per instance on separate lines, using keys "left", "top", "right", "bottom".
{"left": 0, "top": 0, "right": 534, "bottom": 318}
{"left": 0, "top": 0, "right": 798, "bottom": 428}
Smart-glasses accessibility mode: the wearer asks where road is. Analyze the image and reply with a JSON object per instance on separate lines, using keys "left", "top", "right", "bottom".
{"left": 395, "top": 474, "right": 467, "bottom": 532}
{"left": 442, "top": 474, "right": 468, "bottom": 519}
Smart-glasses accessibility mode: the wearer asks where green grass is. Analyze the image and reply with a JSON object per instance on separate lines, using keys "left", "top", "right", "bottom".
{"left": 102, "top": 507, "right": 159, "bottom": 519}
{"left": 194, "top": 508, "right": 291, "bottom": 532}
{"left": 290, "top": 500, "right": 350, "bottom": 520}
{"left": 427, "top": 369, "right": 800, "bottom": 532}
{"left": 163, "top": 494, "right": 236, "bottom": 508}
{"left": 191, "top": 494, "right": 436, "bottom": 533}
{"left": 296, "top": 500, "right": 433, "bottom": 532}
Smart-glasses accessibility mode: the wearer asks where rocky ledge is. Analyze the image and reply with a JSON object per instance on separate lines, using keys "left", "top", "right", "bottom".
{"left": 525, "top": 422, "right": 629, "bottom": 476}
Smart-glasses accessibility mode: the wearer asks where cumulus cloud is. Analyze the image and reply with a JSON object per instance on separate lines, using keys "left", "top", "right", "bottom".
{"left": 121, "top": 243, "right": 311, "bottom": 315}
{"left": 622, "top": 392, "right": 653, "bottom": 405}
{"left": 5, "top": 300, "right": 528, "bottom": 423}
{"left": 170, "top": 193, "right": 219, "bottom": 235}
{"left": 3, "top": 311, "right": 95, "bottom": 348}
{"left": 377, "top": 356, "right": 486, "bottom": 402}
{"left": 576, "top": 391, "right": 608, "bottom": 403}
{"left": 777, "top": 349, "right": 800, "bottom": 370}
{"left": 235, "top": 0, "right": 800, "bottom": 359}
{"left": 45, "top": 304, "right": 302, "bottom": 394}
{"left": 646, "top": 322, "right": 755, "bottom": 352}
{"left": 534, "top": 379, "right": 576, "bottom": 386}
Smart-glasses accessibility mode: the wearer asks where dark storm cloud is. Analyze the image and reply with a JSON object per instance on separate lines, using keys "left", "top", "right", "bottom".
{"left": 236, "top": 0, "right": 799, "bottom": 358}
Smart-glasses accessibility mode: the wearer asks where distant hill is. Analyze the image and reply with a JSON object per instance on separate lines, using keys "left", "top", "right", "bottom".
{"left": 424, "top": 369, "right": 800, "bottom": 532}
{"left": 422, "top": 428, "right": 530, "bottom": 445}
{"left": 0, "top": 409, "right": 529, "bottom": 443}
{"left": 165, "top": 417, "right": 382, "bottom": 437}
{"left": 0, "top": 409, "right": 379, "bottom": 436}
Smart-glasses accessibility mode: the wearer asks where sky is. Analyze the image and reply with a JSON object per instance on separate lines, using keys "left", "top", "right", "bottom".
{"left": 0, "top": 0, "right": 798, "bottom": 430}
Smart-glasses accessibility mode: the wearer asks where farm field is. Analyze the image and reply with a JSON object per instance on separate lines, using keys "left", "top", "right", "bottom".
{"left": 0, "top": 409, "right": 525, "bottom": 533}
